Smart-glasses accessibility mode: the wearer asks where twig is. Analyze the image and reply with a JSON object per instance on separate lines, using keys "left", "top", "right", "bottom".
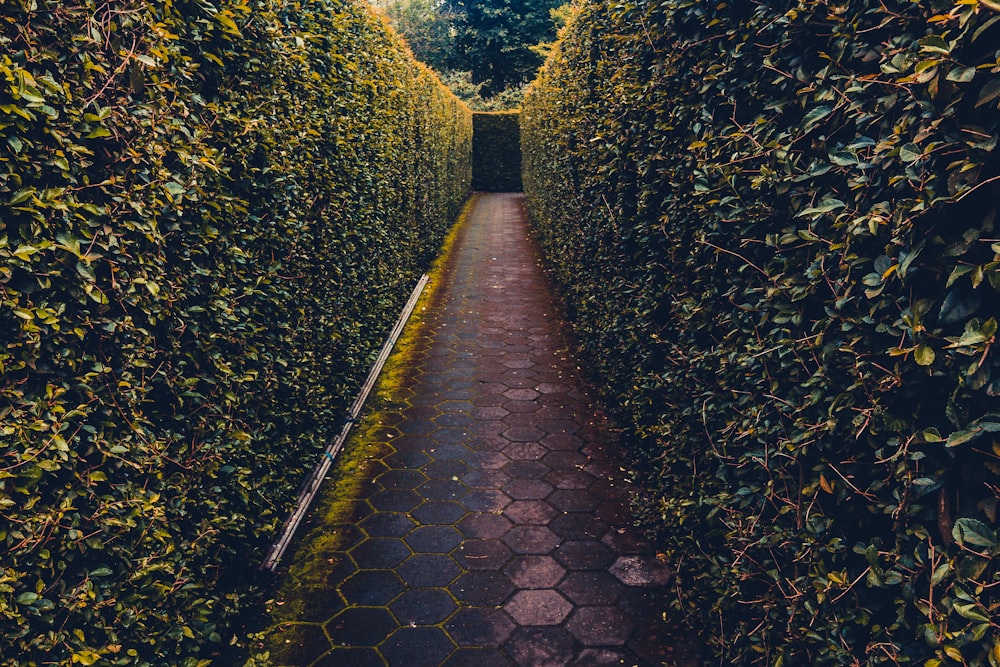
{"left": 696, "top": 239, "right": 774, "bottom": 282}
{"left": 952, "top": 174, "right": 1000, "bottom": 205}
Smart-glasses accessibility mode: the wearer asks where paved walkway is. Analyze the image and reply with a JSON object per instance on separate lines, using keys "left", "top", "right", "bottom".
{"left": 272, "top": 194, "right": 695, "bottom": 666}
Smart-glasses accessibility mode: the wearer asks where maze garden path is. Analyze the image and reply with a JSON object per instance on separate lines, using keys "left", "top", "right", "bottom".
{"left": 268, "top": 193, "right": 699, "bottom": 667}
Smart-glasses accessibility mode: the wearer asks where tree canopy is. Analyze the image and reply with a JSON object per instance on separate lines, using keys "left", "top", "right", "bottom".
{"left": 455, "top": 0, "right": 563, "bottom": 96}
{"left": 380, "top": 0, "right": 565, "bottom": 104}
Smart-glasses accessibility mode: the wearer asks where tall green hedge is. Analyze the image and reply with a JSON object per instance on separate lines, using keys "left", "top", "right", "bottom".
{"left": 0, "top": 0, "right": 471, "bottom": 663}
{"left": 522, "top": 0, "right": 999, "bottom": 664}
{"left": 472, "top": 111, "right": 523, "bottom": 191}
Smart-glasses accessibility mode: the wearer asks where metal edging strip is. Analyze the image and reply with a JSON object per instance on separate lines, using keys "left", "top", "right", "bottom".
{"left": 262, "top": 274, "right": 430, "bottom": 571}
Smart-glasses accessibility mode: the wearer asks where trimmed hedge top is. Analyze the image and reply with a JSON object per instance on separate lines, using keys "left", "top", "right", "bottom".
{"left": 523, "top": 0, "right": 999, "bottom": 664}
{"left": 472, "top": 111, "right": 523, "bottom": 191}
{"left": 1, "top": 0, "right": 470, "bottom": 663}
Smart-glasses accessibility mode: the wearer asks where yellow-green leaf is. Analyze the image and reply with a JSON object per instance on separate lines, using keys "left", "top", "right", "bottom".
{"left": 915, "top": 344, "right": 935, "bottom": 366}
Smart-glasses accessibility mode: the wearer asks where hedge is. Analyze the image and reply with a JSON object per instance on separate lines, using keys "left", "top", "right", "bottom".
{"left": 0, "top": 0, "right": 471, "bottom": 664}
{"left": 522, "top": 0, "right": 999, "bottom": 664}
{"left": 472, "top": 111, "right": 523, "bottom": 191}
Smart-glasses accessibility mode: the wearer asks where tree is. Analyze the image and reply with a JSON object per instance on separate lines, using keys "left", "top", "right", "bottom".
{"left": 455, "top": 0, "right": 563, "bottom": 97}
{"left": 383, "top": 0, "right": 460, "bottom": 72}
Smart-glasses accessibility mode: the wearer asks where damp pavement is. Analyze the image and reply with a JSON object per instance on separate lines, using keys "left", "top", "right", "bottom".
{"left": 268, "top": 193, "right": 698, "bottom": 666}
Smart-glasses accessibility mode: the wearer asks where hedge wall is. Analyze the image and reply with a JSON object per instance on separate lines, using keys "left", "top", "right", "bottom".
{"left": 472, "top": 111, "right": 523, "bottom": 191}
{"left": 0, "top": 0, "right": 471, "bottom": 664}
{"left": 522, "top": 0, "right": 999, "bottom": 664}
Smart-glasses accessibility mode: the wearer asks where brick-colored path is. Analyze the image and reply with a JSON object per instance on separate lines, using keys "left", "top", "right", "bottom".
{"left": 275, "top": 194, "right": 694, "bottom": 666}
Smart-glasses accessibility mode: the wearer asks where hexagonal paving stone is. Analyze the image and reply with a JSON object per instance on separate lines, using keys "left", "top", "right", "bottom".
{"left": 467, "top": 451, "right": 509, "bottom": 469}
{"left": 450, "top": 571, "right": 515, "bottom": 606}
{"left": 504, "top": 555, "right": 566, "bottom": 588}
{"left": 440, "top": 386, "right": 476, "bottom": 400}
{"left": 461, "top": 489, "right": 512, "bottom": 512}
{"left": 285, "top": 586, "right": 345, "bottom": 623}
{"left": 423, "top": 459, "right": 471, "bottom": 479}
{"left": 454, "top": 539, "right": 513, "bottom": 571}
{"left": 559, "top": 571, "right": 624, "bottom": 605}
{"left": 349, "top": 538, "right": 412, "bottom": 569}
{"left": 390, "top": 588, "right": 457, "bottom": 625}
{"left": 502, "top": 478, "right": 554, "bottom": 501}
{"left": 431, "top": 428, "right": 473, "bottom": 445}
{"left": 499, "top": 375, "right": 536, "bottom": 389}
{"left": 532, "top": 417, "right": 580, "bottom": 435}
{"left": 339, "top": 570, "right": 405, "bottom": 606}
{"left": 503, "top": 499, "right": 558, "bottom": 524}
{"left": 502, "top": 460, "right": 551, "bottom": 479}
{"left": 506, "top": 626, "right": 578, "bottom": 666}
{"left": 384, "top": 449, "right": 433, "bottom": 468}
{"left": 376, "top": 468, "right": 428, "bottom": 490}
{"left": 358, "top": 458, "right": 391, "bottom": 478}
{"left": 379, "top": 626, "right": 456, "bottom": 667}
{"left": 502, "top": 441, "right": 548, "bottom": 460}
{"left": 502, "top": 388, "right": 540, "bottom": 401}
{"left": 541, "top": 450, "right": 589, "bottom": 469}
{"left": 417, "top": 478, "right": 469, "bottom": 501}
{"left": 549, "top": 513, "right": 608, "bottom": 540}
{"left": 553, "top": 540, "right": 615, "bottom": 570}
{"left": 470, "top": 417, "right": 509, "bottom": 435}
{"left": 411, "top": 500, "right": 467, "bottom": 525}
{"left": 502, "top": 425, "right": 545, "bottom": 442}
{"left": 326, "top": 607, "right": 397, "bottom": 647}
{"left": 398, "top": 553, "right": 461, "bottom": 587}
{"left": 566, "top": 606, "right": 633, "bottom": 646}
{"left": 327, "top": 523, "right": 365, "bottom": 551}
{"left": 500, "top": 410, "right": 555, "bottom": 426}
{"left": 407, "top": 405, "right": 444, "bottom": 421}
{"left": 502, "top": 400, "right": 542, "bottom": 414}
{"left": 540, "top": 433, "right": 583, "bottom": 451}
{"left": 456, "top": 512, "right": 512, "bottom": 539}
{"left": 405, "top": 525, "right": 464, "bottom": 553}
{"left": 471, "top": 406, "right": 509, "bottom": 420}
{"left": 437, "top": 400, "right": 474, "bottom": 414}
{"left": 426, "top": 442, "right": 472, "bottom": 457}
{"left": 359, "top": 512, "right": 417, "bottom": 538}
{"left": 444, "top": 607, "right": 516, "bottom": 647}
{"left": 548, "top": 489, "right": 601, "bottom": 512}
{"left": 396, "top": 419, "right": 438, "bottom": 436}
{"left": 323, "top": 554, "right": 359, "bottom": 588}
{"left": 434, "top": 413, "right": 475, "bottom": 430}
{"left": 468, "top": 382, "right": 504, "bottom": 401}
{"left": 472, "top": 382, "right": 507, "bottom": 396}
{"left": 343, "top": 501, "right": 374, "bottom": 524}
{"left": 370, "top": 489, "right": 423, "bottom": 512}
{"left": 504, "top": 589, "right": 572, "bottom": 625}
{"left": 465, "top": 430, "right": 510, "bottom": 452}
{"left": 609, "top": 555, "right": 674, "bottom": 587}
{"left": 376, "top": 411, "right": 407, "bottom": 426}
{"left": 543, "top": 469, "right": 596, "bottom": 490}
{"left": 462, "top": 469, "right": 510, "bottom": 489}
{"left": 503, "top": 525, "right": 561, "bottom": 554}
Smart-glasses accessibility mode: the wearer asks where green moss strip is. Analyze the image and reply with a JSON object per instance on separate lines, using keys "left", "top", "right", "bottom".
{"left": 259, "top": 197, "right": 478, "bottom": 666}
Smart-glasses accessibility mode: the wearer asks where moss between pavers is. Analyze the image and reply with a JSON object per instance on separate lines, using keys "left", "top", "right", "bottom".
{"left": 251, "top": 196, "right": 479, "bottom": 667}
